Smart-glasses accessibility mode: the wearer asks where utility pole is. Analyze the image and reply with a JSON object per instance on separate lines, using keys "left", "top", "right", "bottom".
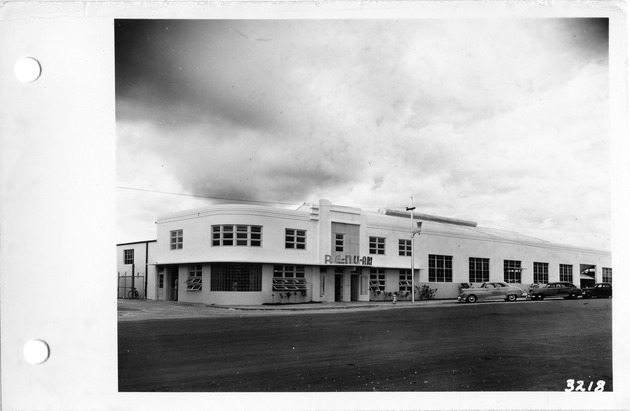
{"left": 406, "top": 197, "right": 416, "bottom": 303}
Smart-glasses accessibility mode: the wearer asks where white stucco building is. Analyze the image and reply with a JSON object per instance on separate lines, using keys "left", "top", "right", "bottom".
{"left": 141, "top": 199, "right": 612, "bottom": 305}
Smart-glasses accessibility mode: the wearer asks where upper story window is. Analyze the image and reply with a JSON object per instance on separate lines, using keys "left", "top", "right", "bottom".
{"left": 369, "top": 236, "right": 385, "bottom": 255}
{"left": 170, "top": 230, "right": 183, "bottom": 250}
{"left": 285, "top": 229, "right": 306, "bottom": 250}
{"left": 398, "top": 239, "right": 411, "bottom": 256}
{"left": 124, "top": 249, "right": 134, "bottom": 264}
{"left": 533, "top": 262, "right": 549, "bottom": 284}
{"left": 212, "top": 225, "right": 262, "bottom": 247}
{"left": 335, "top": 233, "right": 344, "bottom": 252}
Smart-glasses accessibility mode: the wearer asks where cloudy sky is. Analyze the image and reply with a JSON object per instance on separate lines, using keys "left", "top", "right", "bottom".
{"left": 115, "top": 18, "right": 610, "bottom": 250}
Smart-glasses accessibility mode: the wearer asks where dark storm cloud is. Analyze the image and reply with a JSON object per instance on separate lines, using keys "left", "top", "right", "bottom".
{"left": 116, "top": 18, "right": 611, "bottom": 249}
{"left": 116, "top": 20, "right": 289, "bottom": 130}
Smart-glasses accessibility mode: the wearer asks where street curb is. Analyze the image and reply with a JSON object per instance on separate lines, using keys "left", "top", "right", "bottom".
{"left": 207, "top": 299, "right": 458, "bottom": 312}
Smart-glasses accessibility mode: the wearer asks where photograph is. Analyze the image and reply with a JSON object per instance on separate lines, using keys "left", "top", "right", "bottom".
{"left": 114, "top": 18, "right": 612, "bottom": 393}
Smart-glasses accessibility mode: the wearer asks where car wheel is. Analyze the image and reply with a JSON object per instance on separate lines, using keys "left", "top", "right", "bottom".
{"left": 466, "top": 294, "right": 477, "bottom": 303}
{"left": 507, "top": 294, "right": 517, "bottom": 302}
{"left": 538, "top": 295, "right": 544, "bottom": 300}
{"left": 570, "top": 293, "right": 577, "bottom": 299}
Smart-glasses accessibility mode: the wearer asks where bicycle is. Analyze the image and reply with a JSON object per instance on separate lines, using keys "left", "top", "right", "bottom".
{"left": 127, "top": 288, "right": 140, "bottom": 299}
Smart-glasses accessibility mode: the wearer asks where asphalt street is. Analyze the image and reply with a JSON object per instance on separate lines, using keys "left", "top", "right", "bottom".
{"left": 118, "top": 298, "right": 612, "bottom": 392}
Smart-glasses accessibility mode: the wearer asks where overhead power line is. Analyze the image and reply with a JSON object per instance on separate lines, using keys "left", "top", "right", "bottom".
{"left": 116, "top": 185, "right": 411, "bottom": 210}
{"left": 117, "top": 186, "right": 302, "bottom": 207}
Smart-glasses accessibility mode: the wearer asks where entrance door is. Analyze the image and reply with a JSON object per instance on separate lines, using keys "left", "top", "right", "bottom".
{"left": 169, "top": 268, "right": 179, "bottom": 301}
{"left": 335, "top": 274, "right": 343, "bottom": 302}
{"left": 350, "top": 275, "right": 359, "bottom": 301}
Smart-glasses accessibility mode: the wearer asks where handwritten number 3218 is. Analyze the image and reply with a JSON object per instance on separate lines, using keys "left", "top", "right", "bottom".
{"left": 565, "top": 379, "right": 606, "bottom": 392}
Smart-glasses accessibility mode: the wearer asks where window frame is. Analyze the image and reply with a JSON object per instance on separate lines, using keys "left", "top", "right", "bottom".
{"left": 559, "top": 264, "right": 573, "bottom": 283}
{"left": 399, "top": 269, "right": 412, "bottom": 292}
{"left": 335, "top": 233, "right": 345, "bottom": 253}
{"left": 369, "top": 236, "right": 386, "bottom": 255}
{"left": 210, "top": 263, "right": 262, "bottom": 292}
{"left": 503, "top": 260, "right": 522, "bottom": 283}
{"left": 533, "top": 262, "right": 549, "bottom": 284}
{"left": 602, "top": 267, "right": 612, "bottom": 284}
{"left": 273, "top": 265, "right": 307, "bottom": 291}
{"left": 428, "top": 254, "right": 453, "bottom": 282}
{"left": 212, "top": 225, "right": 263, "bottom": 247}
{"left": 398, "top": 239, "right": 411, "bottom": 256}
{"left": 369, "top": 268, "right": 386, "bottom": 293}
{"left": 285, "top": 228, "right": 307, "bottom": 250}
{"left": 123, "top": 249, "right": 134, "bottom": 265}
{"left": 170, "top": 229, "right": 183, "bottom": 250}
{"left": 186, "top": 264, "right": 203, "bottom": 291}
{"left": 469, "top": 257, "right": 490, "bottom": 283}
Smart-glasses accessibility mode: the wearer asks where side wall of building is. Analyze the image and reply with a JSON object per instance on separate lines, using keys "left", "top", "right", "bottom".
{"left": 147, "top": 202, "right": 611, "bottom": 305}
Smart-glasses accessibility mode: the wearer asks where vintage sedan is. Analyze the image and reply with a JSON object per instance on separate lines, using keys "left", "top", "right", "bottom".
{"left": 527, "top": 282, "right": 582, "bottom": 300}
{"left": 458, "top": 282, "right": 526, "bottom": 303}
{"left": 582, "top": 282, "right": 612, "bottom": 299}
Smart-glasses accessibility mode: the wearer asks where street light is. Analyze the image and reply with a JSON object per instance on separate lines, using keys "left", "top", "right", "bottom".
{"left": 406, "top": 197, "right": 423, "bottom": 303}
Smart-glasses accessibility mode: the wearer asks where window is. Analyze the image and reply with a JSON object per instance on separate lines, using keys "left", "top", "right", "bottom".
{"left": 335, "top": 233, "right": 345, "bottom": 252}
{"left": 124, "top": 249, "right": 134, "bottom": 264}
{"left": 603, "top": 267, "right": 612, "bottom": 284}
{"left": 158, "top": 273, "right": 164, "bottom": 289}
{"left": 170, "top": 229, "right": 183, "bottom": 250}
{"left": 429, "top": 254, "right": 453, "bottom": 282}
{"left": 399, "top": 269, "right": 412, "bottom": 292}
{"left": 285, "top": 229, "right": 306, "bottom": 249}
{"left": 186, "top": 264, "right": 203, "bottom": 291}
{"left": 212, "top": 225, "right": 262, "bottom": 247}
{"left": 560, "top": 264, "right": 573, "bottom": 283}
{"left": 504, "top": 260, "right": 522, "bottom": 283}
{"left": 273, "top": 265, "right": 307, "bottom": 291}
{"left": 533, "top": 262, "right": 549, "bottom": 284}
{"left": 398, "top": 239, "right": 411, "bottom": 256}
{"left": 369, "top": 268, "right": 386, "bottom": 293}
{"left": 210, "top": 263, "right": 262, "bottom": 292}
{"left": 369, "top": 236, "right": 385, "bottom": 255}
{"left": 469, "top": 257, "right": 489, "bottom": 283}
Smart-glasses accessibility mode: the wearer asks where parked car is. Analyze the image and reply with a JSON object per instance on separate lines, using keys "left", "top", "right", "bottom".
{"left": 582, "top": 282, "right": 612, "bottom": 299}
{"left": 527, "top": 282, "right": 582, "bottom": 300}
{"left": 458, "top": 282, "right": 526, "bottom": 303}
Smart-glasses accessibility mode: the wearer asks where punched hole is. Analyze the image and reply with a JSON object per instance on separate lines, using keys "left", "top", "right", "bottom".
{"left": 15, "top": 57, "right": 42, "bottom": 83}
{"left": 24, "top": 339, "right": 50, "bottom": 364}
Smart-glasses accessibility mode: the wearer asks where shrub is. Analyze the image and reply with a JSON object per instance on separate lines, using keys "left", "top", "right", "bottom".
{"left": 415, "top": 284, "right": 437, "bottom": 300}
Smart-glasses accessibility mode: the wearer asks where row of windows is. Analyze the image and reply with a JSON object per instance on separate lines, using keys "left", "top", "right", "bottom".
{"left": 172, "top": 227, "right": 303, "bottom": 250}
{"left": 427, "top": 256, "right": 610, "bottom": 284}
{"left": 183, "top": 264, "right": 308, "bottom": 292}
{"left": 170, "top": 228, "right": 415, "bottom": 257}
{"left": 174, "top": 262, "right": 613, "bottom": 293}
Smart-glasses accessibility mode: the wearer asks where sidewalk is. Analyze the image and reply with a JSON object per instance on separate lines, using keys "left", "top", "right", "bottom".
{"left": 117, "top": 298, "right": 458, "bottom": 321}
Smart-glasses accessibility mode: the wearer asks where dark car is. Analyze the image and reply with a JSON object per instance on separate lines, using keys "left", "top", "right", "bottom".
{"left": 583, "top": 282, "right": 612, "bottom": 299}
{"left": 527, "top": 282, "right": 582, "bottom": 300}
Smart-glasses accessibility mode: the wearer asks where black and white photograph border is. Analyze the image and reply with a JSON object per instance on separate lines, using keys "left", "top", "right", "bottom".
{"left": 1, "top": 1, "right": 629, "bottom": 411}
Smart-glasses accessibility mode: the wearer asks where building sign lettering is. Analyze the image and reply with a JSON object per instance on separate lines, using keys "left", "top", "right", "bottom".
{"left": 324, "top": 254, "right": 373, "bottom": 266}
